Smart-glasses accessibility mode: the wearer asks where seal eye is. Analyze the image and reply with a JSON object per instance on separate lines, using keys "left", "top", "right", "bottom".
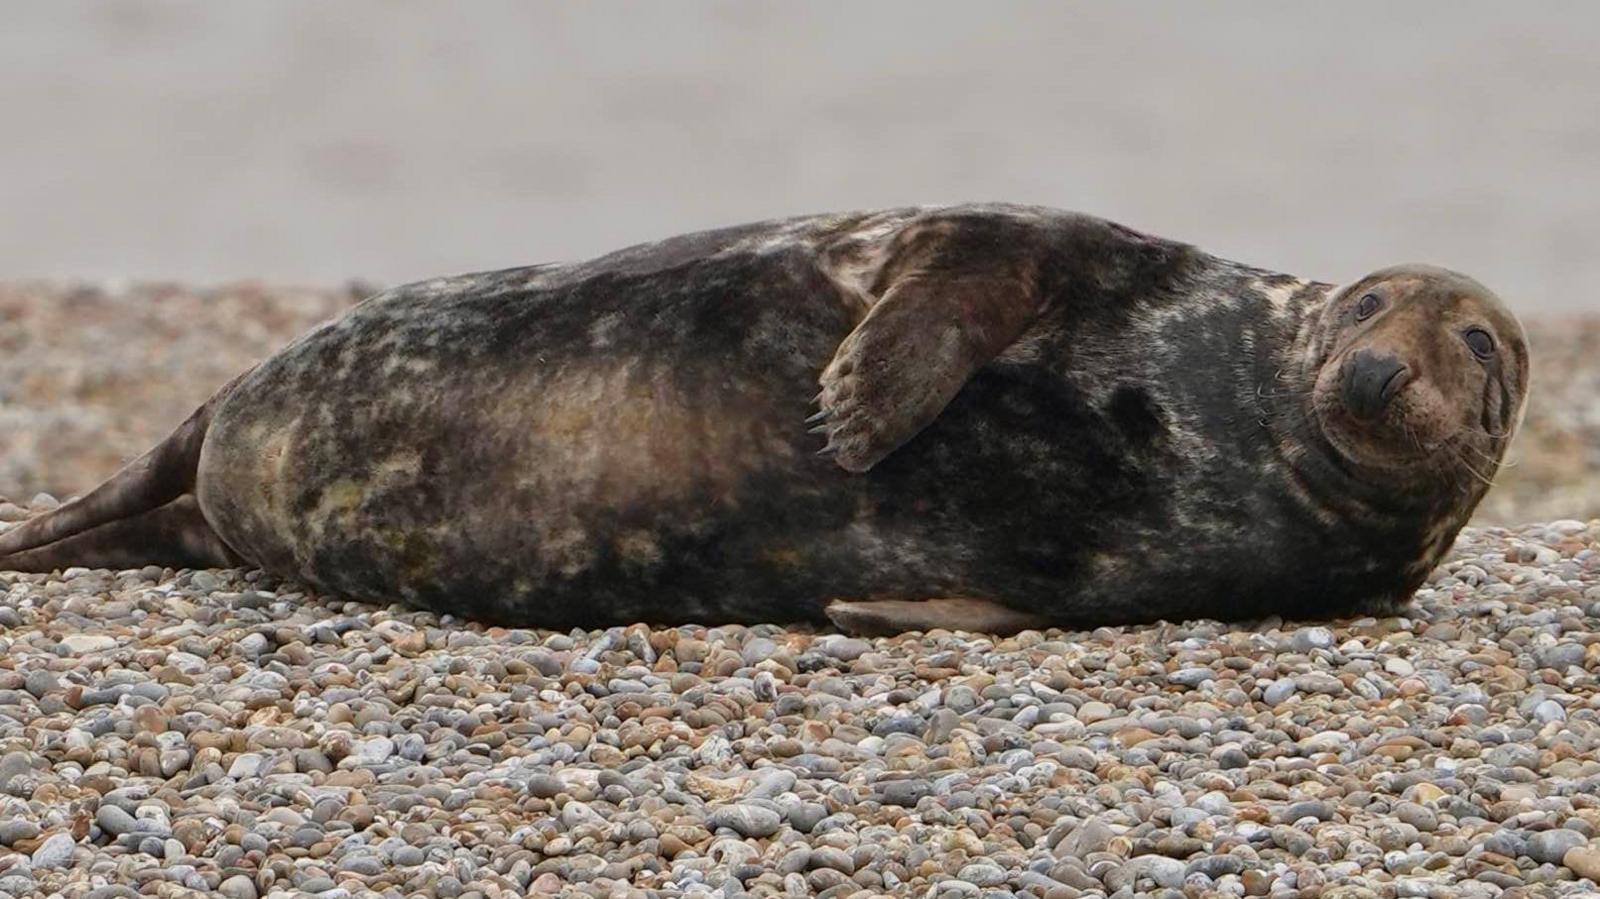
{"left": 1355, "top": 293, "right": 1382, "bottom": 321}
{"left": 1464, "top": 328, "right": 1495, "bottom": 359}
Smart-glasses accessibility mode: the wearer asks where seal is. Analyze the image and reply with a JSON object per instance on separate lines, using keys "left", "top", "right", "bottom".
{"left": 0, "top": 205, "right": 1529, "bottom": 633}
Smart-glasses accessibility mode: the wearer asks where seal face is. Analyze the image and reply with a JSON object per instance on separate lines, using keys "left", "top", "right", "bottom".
{"left": 1309, "top": 265, "right": 1528, "bottom": 483}
{"left": 0, "top": 205, "right": 1530, "bottom": 632}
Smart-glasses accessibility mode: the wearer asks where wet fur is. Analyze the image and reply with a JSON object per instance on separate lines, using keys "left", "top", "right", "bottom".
{"left": 0, "top": 205, "right": 1524, "bottom": 630}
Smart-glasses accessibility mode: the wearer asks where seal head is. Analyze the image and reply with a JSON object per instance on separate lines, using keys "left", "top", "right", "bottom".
{"left": 1309, "top": 264, "right": 1528, "bottom": 497}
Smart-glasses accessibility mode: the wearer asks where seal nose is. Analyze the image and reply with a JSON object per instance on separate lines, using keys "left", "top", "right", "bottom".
{"left": 1342, "top": 350, "right": 1412, "bottom": 420}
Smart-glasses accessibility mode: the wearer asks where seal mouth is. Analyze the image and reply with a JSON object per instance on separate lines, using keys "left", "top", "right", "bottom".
{"left": 1311, "top": 372, "right": 1435, "bottom": 474}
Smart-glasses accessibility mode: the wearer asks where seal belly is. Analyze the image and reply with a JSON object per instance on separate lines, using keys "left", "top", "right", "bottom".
{"left": 197, "top": 245, "right": 864, "bottom": 625}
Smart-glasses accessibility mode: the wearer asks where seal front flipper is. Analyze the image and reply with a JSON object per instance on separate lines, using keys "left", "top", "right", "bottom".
{"left": 826, "top": 597, "right": 1050, "bottom": 636}
{"left": 815, "top": 263, "right": 1041, "bottom": 472}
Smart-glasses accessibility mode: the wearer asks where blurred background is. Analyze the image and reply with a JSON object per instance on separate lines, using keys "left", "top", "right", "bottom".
{"left": 1, "top": 1, "right": 1597, "bottom": 521}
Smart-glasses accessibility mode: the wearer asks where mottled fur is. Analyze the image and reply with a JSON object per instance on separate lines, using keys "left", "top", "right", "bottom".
{"left": 0, "top": 205, "right": 1527, "bottom": 631}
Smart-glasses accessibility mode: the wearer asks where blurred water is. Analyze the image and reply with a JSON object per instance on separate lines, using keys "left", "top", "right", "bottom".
{"left": 3, "top": 1, "right": 1597, "bottom": 312}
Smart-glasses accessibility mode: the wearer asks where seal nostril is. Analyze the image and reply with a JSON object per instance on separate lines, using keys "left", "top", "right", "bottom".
{"left": 1343, "top": 350, "right": 1409, "bottom": 420}
{"left": 1379, "top": 365, "right": 1412, "bottom": 404}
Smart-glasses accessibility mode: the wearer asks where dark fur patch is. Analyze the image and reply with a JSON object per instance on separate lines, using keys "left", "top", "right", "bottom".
{"left": 1105, "top": 385, "right": 1167, "bottom": 448}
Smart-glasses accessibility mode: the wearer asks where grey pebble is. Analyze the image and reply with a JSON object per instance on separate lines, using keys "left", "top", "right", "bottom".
{"left": 957, "top": 862, "right": 1008, "bottom": 887}
{"left": 1287, "top": 626, "right": 1335, "bottom": 652}
{"left": 30, "top": 831, "right": 78, "bottom": 869}
{"left": 0, "top": 819, "right": 40, "bottom": 846}
{"left": 1187, "top": 856, "right": 1245, "bottom": 878}
{"left": 1533, "top": 699, "right": 1567, "bottom": 723}
{"left": 237, "top": 632, "right": 269, "bottom": 657}
{"left": 926, "top": 707, "right": 960, "bottom": 743}
{"left": 944, "top": 685, "right": 980, "bottom": 714}
{"left": 1282, "top": 800, "right": 1336, "bottom": 823}
{"left": 877, "top": 779, "right": 932, "bottom": 807}
{"left": 786, "top": 802, "right": 827, "bottom": 834}
{"left": 817, "top": 636, "right": 870, "bottom": 661}
{"left": 527, "top": 774, "right": 564, "bottom": 798}
{"left": 708, "top": 803, "right": 783, "bottom": 838}
{"left": 1168, "top": 667, "right": 1216, "bottom": 687}
{"left": 1262, "top": 679, "right": 1298, "bottom": 705}
{"left": 95, "top": 803, "right": 139, "bottom": 836}
{"left": 23, "top": 669, "right": 59, "bottom": 698}
{"left": 1526, "top": 828, "right": 1586, "bottom": 865}
{"left": 1534, "top": 643, "right": 1585, "bottom": 670}
{"left": 808, "top": 845, "right": 855, "bottom": 874}
{"left": 1057, "top": 816, "right": 1114, "bottom": 857}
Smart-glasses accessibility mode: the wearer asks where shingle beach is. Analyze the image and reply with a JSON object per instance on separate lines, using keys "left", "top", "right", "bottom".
{"left": 1, "top": 283, "right": 1598, "bottom": 898}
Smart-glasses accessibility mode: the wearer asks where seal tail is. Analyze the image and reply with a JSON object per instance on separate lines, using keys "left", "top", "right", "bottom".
{"left": 0, "top": 375, "right": 246, "bottom": 572}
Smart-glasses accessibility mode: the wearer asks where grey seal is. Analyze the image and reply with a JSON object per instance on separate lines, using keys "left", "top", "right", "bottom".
{"left": 0, "top": 205, "right": 1529, "bottom": 633}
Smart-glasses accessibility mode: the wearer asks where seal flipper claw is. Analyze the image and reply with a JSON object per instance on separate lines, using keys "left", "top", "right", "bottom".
{"left": 826, "top": 597, "right": 1051, "bottom": 636}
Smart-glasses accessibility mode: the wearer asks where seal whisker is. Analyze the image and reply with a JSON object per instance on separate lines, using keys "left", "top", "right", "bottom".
{"left": 1457, "top": 433, "right": 1518, "bottom": 469}
{"left": 1439, "top": 438, "right": 1498, "bottom": 488}
{"left": 1454, "top": 451, "right": 1498, "bottom": 488}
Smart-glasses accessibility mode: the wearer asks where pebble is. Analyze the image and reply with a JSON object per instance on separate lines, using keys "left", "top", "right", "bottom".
{"left": 1565, "top": 846, "right": 1600, "bottom": 881}
{"left": 94, "top": 804, "right": 139, "bottom": 836}
{"left": 1528, "top": 829, "right": 1588, "bottom": 865}
{"left": 30, "top": 831, "right": 77, "bottom": 869}
{"left": 60, "top": 634, "right": 116, "bottom": 653}
{"left": 878, "top": 778, "right": 932, "bottom": 807}
{"left": 1262, "top": 678, "right": 1297, "bottom": 706}
{"left": 708, "top": 804, "right": 783, "bottom": 838}
{"left": 237, "top": 632, "right": 269, "bottom": 657}
{"left": 217, "top": 874, "right": 258, "bottom": 899}
{"left": 0, "top": 819, "right": 41, "bottom": 846}
{"left": 958, "top": 862, "right": 1008, "bottom": 887}
{"left": 1287, "top": 625, "right": 1334, "bottom": 652}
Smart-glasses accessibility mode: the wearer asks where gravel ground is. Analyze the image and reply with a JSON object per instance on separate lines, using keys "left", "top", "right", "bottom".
{"left": 0, "top": 519, "right": 1596, "bottom": 898}
{"left": 1, "top": 282, "right": 1599, "bottom": 898}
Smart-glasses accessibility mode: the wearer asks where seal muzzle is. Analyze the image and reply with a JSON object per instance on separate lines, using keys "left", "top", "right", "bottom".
{"left": 1342, "top": 349, "right": 1412, "bottom": 420}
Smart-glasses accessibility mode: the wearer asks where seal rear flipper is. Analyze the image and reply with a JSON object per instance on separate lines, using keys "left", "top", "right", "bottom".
{"left": 0, "top": 495, "right": 242, "bottom": 572}
{"left": 825, "top": 597, "right": 1050, "bottom": 636}
{"left": 814, "top": 243, "right": 1042, "bottom": 472}
{"left": 0, "top": 370, "right": 248, "bottom": 567}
